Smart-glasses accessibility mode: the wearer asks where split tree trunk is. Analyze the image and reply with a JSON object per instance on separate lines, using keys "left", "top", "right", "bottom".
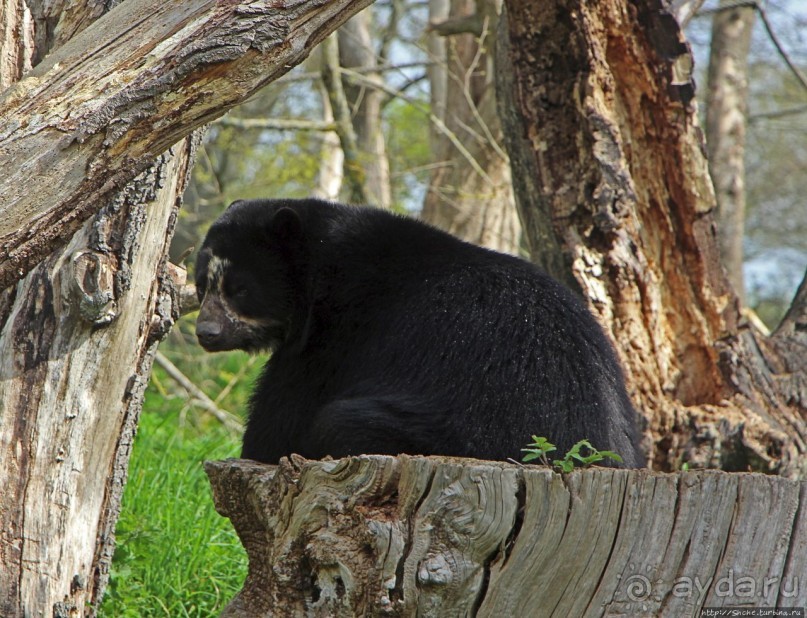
{"left": 497, "top": 0, "right": 807, "bottom": 476}
{"left": 0, "top": 141, "right": 197, "bottom": 616}
{"left": 206, "top": 456, "right": 807, "bottom": 617}
{"left": 0, "top": 6, "right": 196, "bottom": 617}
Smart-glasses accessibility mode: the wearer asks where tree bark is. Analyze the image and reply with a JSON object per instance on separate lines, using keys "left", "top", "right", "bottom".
{"left": 311, "top": 57, "right": 345, "bottom": 202}
{"left": 0, "top": 0, "right": 33, "bottom": 88}
{"left": 0, "top": 138, "right": 198, "bottom": 616}
{"left": 705, "top": 0, "right": 755, "bottom": 306}
{"left": 497, "top": 0, "right": 806, "bottom": 476}
{"left": 0, "top": 0, "right": 374, "bottom": 290}
{"left": 206, "top": 456, "right": 807, "bottom": 616}
{"left": 321, "top": 33, "right": 372, "bottom": 205}
{"left": 421, "top": 0, "right": 521, "bottom": 255}
{"left": 0, "top": 6, "right": 188, "bottom": 616}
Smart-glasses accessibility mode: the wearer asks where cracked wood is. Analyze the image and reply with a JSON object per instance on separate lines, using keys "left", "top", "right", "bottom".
{"left": 206, "top": 456, "right": 807, "bottom": 617}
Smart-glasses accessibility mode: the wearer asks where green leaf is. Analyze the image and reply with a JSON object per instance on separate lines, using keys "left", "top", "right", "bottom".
{"left": 554, "top": 459, "right": 575, "bottom": 473}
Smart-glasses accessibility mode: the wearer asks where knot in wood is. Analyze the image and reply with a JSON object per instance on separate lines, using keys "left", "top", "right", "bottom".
{"left": 417, "top": 554, "right": 453, "bottom": 586}
{"left": 71, "top": 250, "right": 118, "bottom": 325}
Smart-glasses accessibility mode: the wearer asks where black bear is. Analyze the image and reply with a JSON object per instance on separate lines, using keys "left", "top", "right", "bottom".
{"left": 195, "top": 198, "right": 644, "bottom": 467}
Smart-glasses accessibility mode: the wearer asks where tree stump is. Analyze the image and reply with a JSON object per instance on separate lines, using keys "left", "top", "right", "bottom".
{"left": 205, "top": 456, "right": 806, "bottom": 617}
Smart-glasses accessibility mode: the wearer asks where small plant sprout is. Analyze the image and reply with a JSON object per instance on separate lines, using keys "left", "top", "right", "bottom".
{"left": 521, "top": 435, "right": 557, "bottom": 466}
{"left": 522, "top": 437, "right": 623, "bottom": 471}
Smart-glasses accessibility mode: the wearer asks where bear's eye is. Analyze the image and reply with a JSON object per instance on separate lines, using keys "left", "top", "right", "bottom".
{"left": 225, "top": 279, "right": 250, "bottom": 300}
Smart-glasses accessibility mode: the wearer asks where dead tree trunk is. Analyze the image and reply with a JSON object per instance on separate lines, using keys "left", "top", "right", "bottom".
{"left": 0, "top": 6, "right": 193, "bottom": 617}
{"left": 0, "top": 0, "right": 32, "bottom": 87}
{"left": 206, "top": 456, "right": 807, "bottom": 617}
{"left": 496, "top": 0, "right": 807, "bottom": 476}
{"left": 0, "top": 1, "right": 373, "bottom": 615}
{"left": 0, "top": 141, "right": 197, "bottom": 616}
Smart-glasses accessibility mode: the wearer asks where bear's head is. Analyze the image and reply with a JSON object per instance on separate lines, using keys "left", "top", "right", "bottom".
{"left": 195, "top": 200, "right": 305, "bottom": 353}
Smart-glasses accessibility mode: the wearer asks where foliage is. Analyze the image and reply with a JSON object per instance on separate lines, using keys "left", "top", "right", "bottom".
{"left": 522, "top": 436, "right": 623, "bottom": 472}
{"left": 520, "top": 435, "right": 557, "bottom": 465}
{"left": 553, "top": 439, "right": 624, "bottom": 472}
{"left": 384, "top": 95, "right": 433, "bottom": 212}
{"left": 100, "top": 315, "right": 261, "bottom": 617}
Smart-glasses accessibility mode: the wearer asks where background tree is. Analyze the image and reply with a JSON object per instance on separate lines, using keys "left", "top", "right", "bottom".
{"left": 337, "top": 8, "right": 393, "bottom": 208}
{"left": 705, "top": 0, "right": 756, "bottom": 305}
{"left": 739, "top": 2, "right": 807, "bottom": 325}
{"left": 687, "top": 0, "right": 807, "bottom": 327}
{"left": 421, "top": 0, "right": 521, "bottom": 254}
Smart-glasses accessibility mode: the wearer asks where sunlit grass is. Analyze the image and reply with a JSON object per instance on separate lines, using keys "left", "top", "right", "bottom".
{"left": 100, "top": 315, "right": 262, "bottom": 617}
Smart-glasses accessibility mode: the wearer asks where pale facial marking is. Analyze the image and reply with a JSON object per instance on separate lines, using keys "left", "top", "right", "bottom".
{"left": 203, "top": 253, "right": 282, "bottom": 330}
{"left": 207, "top": 254, "right": 230, "bottom": 297}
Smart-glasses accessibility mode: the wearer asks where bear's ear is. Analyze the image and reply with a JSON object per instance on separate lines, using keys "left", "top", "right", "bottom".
{"left": 267, "top": 207, "right": 302, "bottom": 243}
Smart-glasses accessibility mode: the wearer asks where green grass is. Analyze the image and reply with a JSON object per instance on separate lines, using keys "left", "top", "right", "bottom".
{"left": 100, "top": 316, "right": 262, "bottom": 617}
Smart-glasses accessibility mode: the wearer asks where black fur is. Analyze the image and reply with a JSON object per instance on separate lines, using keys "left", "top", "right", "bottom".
{"left": 195, "top": 198, "right": 644, "bottom": 467}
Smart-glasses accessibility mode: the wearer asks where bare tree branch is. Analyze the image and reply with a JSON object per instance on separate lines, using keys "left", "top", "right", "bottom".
{"left": 748, "top": 104, "right": 807, "bottom": 123}
{"left": 321, "top": 34, "right": 371, "bottom": 204}
{"left": 666, "top": 0, "right": 708, "bottom": 27}
{"left": 154, "top": 352, "right": 243, "bottom": 433}
{"left": 429, "top": 13, "right": 485, "bottom": 36}
{"left": 696, "top": 0, "right": 807, "bottom": 93}
{"left": 340, "top": 66, "right": 493, "bottom": 184}
{"left": 217, "top": 117, "right": 337, "bottom": 132}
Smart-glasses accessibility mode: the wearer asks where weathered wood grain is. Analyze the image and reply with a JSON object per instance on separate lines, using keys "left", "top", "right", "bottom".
{"left": 0, "top": 0, "right": 373, "bottom": 289}
{"left": 0, "top": 139, "right": 197, "bottom": 616}
{"left": 206, "top": 456, "right": 807, "bottom": 617}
